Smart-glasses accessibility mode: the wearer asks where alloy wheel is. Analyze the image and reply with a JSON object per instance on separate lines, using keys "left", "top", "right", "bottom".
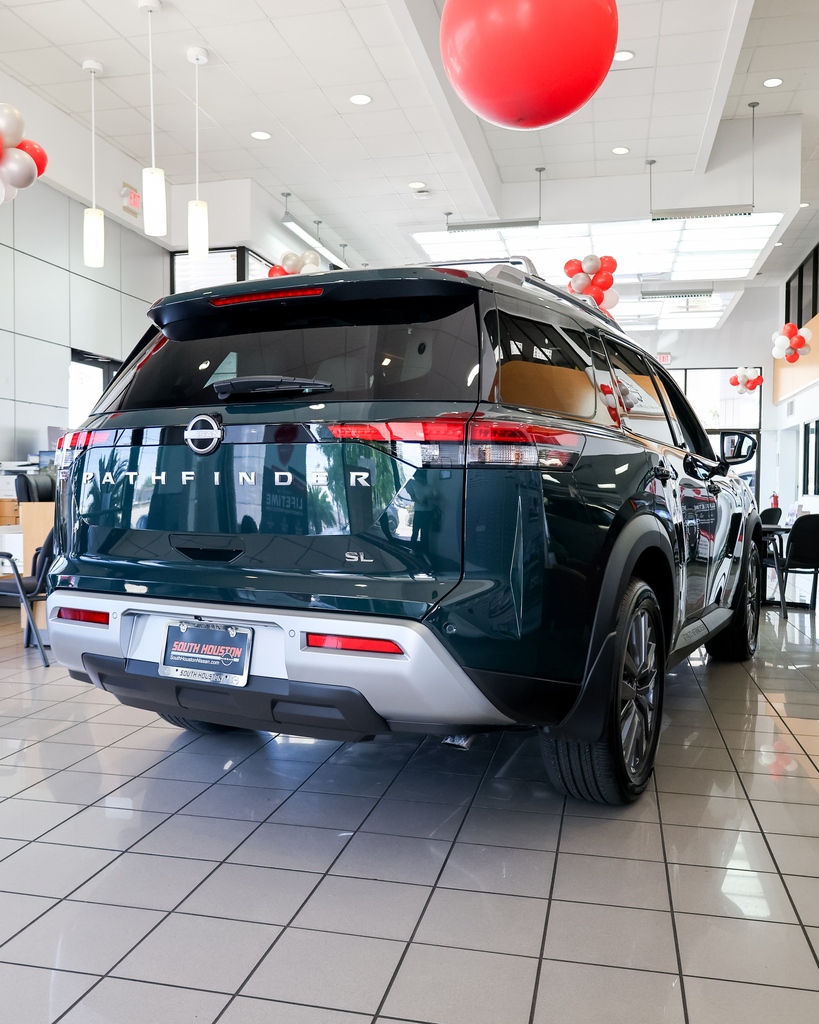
{"left": 619, "top": 607, "right": 659, "bottom": 780}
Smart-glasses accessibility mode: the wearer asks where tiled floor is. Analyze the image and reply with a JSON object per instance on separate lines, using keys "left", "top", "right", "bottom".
{"left": 1, "top": 585, "right": 819, "bottom": 1023}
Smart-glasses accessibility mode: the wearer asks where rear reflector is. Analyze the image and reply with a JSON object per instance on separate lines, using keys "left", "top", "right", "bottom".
{"left": 306, "top": 633, "right": 403, "bottom": 655}
{"left": 210, "top": 287, "right": 323, "bottom": 306}
{"left": 56, "top": 608, "right": 110, "bottom": 625}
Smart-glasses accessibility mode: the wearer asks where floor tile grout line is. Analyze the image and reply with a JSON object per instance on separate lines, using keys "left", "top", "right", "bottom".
{"left": 652, "top": 767, "right": 691, "bottom": 1024}
{"left": 526, "top": 793, "right": 566, "bottom": 1024}
{"left": 45, "top": 730, "right": 362, "bottom": 1023}
{"left": 364, "top": 733, "right": 508, "bottom": 1024}
{"left": 691, "top": 653, "right": 819, "bottom": 974}
{"left": 208, "top": 738, "right": 426, "bottom": 1023}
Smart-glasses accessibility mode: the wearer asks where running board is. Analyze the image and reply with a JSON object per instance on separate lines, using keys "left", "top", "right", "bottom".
{"left": 668, "top": 607, "right": 733, "bottom": 663}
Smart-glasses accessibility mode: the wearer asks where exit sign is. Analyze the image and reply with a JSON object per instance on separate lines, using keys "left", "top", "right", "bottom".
{"left": 657, "top": 352, "right": 671, "bottom": 365}
{"left": 121, "top": 182, "right": 141, "bottom": 218}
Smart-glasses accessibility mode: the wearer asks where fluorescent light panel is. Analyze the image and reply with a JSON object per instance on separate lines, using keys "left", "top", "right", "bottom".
{"left": 283, "top": 216, "right": 349, "bottom": 268}
{"left": 413, "top": 213, "right": 782, "bottom": 331}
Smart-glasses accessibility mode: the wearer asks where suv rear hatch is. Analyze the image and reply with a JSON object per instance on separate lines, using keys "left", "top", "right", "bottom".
{"left": 54, "top": 272, "right": 484, "bottom": 619}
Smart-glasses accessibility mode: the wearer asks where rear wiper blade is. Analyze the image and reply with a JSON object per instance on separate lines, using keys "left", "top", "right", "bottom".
{"left": 212, "top": 376, "right": 334, "bottom": 400}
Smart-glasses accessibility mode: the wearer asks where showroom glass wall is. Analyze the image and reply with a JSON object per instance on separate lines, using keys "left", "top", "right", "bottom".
{"left": 785, "top": 244, "right": 819, "bottom": 327}
{"left": 668, "top": 367, "right": 762, "bottom": 502}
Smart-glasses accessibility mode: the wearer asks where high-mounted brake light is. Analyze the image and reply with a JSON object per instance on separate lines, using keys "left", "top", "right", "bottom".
{"left": 56, "top": 608, "right": 110, "bottom": 625}
{"left": 306, "top": 633, "right": 403, "bottom": 655}
{"left": 432, "top": 267, "right": 469, "bottom": 279}
{"left": 210, "top": 287, "right": 324, "bottom": 306}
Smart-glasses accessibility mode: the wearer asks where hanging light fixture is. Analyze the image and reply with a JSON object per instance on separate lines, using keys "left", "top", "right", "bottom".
{"left": 82, "top": 59, "right": 104, "bottom": 268}
{"left": 139, "top": 0, "right": 166, "bottom": 236}
{"left": 187, "top": 46, "right": 209, "bottom": 259}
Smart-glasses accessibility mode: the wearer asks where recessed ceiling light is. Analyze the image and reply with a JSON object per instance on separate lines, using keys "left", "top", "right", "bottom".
{"left": 613, "top": 50, "right": 634, "bottom": 62}
{"left": 763, "top": 78, "right": 783, "bottom": 88}
{"left": 612, "top": 147, "right": 630, "bottom": 155}
{"left": 801, "top": 202, "right": 810, "bottom": 208}
{"left": 775, "top": 241, "right": 783, "bottom": 246}
{"left": 250, "top": 131, "right": 271, "bottom": 140}
{"left": 408, "top": 181, "right": 426, "bottom": 189}
{"left": 349, "top": 94, "right": 372, "bottom": 105}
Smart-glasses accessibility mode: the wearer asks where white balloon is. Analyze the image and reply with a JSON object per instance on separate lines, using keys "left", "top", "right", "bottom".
{"left": 774, "top": 335, "right": 790, "bottom": 351}
{"left": 281, "top": 251, "right": 302, "bottom": 274}
{"left": 299, "top": 263, "right": 320, "bottom": 274}
{"left": 772, "top": 347, "right": 785, "bottom": 359}
{"left": 737, "top": 384, "right": 747, "bottom": 394}
{"left": 738, "top": 374, "right": 748, "bottom": 384}
{"left": 802, "top": 344, "right": 812, "bottom": 356}
{"left": 772, "top": 330, "right": 782, "bottom": 343}
{"left": 0, "top": 103, "right": 24, "bottom": 148}
{"left": 300, "top": 249, "right": 320, "bottom": 267}
{"left": 0, "top": 178, "right": 4, "bottom": 204}
{"left": 1, "top": 181, "right": 17, "bottom": 203}
{"left": 0, "top": 148, "right": 37, "bottom": 189}
{"left": 571, "top": 272, "right": 591, "bottom": 293}
{"left": 581, "top": 254, "right": 601, "bottom": 275}
{"left": 800, "top": 327, "right": 813, "bottom": 342}
{"left": 601, "top": 287, "right": 619, "bottom": 310}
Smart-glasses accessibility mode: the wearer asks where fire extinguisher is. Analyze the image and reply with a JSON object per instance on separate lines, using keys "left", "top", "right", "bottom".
{"left": 771, "top": 492, "right": 779, "bottom": 508}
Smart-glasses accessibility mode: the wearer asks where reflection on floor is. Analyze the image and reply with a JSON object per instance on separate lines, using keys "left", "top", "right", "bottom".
{"left": 1, "top": 577, "right": 819, "bottom": 1023}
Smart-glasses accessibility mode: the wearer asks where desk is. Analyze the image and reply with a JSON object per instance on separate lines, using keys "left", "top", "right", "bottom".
{"left": 761, "top": 525, "right": 789, "bottom": 619}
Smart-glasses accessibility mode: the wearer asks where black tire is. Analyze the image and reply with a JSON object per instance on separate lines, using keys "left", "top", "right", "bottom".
{"left": 704, "top": 544, "right": 761, "bottom": 662}
{"left": 540, "top": 579, "right": 664, "bottom": 804}
{"left": 157, "top": 713, "right": 237, "bottom": 734}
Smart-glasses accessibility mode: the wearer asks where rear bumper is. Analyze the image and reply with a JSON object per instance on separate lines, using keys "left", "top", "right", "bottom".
{"left": 46, "top": 591, "right": 515, "bottom": 737}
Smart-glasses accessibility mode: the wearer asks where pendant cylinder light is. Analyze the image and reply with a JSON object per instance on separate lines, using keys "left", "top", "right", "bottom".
{"left": 187, "top": 46, "right": 209, "bottom": 260}
{"left": 139, "top": 0, "right": 166, "bottom": 236}
{"left": 82, "top": 59, "right": 105, "bottom": 267}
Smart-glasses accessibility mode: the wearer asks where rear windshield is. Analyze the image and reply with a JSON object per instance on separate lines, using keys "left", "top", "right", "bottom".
{"left": 99, "top": 295, "right": 480, "bottom": 411}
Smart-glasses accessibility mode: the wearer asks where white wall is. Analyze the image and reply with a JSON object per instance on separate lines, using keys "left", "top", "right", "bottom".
{"left": 0, "top": 182, "right": 168, "bottom": 460}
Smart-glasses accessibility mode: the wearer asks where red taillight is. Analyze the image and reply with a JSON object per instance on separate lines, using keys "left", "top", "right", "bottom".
{"left": 328, "top": 420, "right": 467, "bottom": 443}
{"left": 467, "top": 420, "right": 582, "bottom": 469}
{"left": 306, "top": 633, "right": 403, "bottom": 655}
{"left": 57, "top": 608, "right": 110, "bottom": 625}
{"left": 58, "top": 429, "right": 114, "bottom": 466}
{"left": 210, "top": 287, "right": 324, "bottom": 306}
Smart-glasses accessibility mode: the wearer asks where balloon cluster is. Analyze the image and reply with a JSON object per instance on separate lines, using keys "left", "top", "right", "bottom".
{"left": 268, "top": 250, "right": 321, "bottom": 278}
{"left": 599, "top": 379, "right": 636, "bottom": 423}
{"left": 771, "top": 322, "right": 812, "bottom": 364}
{"left": 0, "top": 103, "right": 48, "bottom": 205}
{"left": 564, "top": 254, "right": 619, "bottom": 311}
{"left": 729, "top": 368, "right": 763, "bottom": 394}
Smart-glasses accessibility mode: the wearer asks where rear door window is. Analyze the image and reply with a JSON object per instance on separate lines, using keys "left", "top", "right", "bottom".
{"left": 488, "top": 300, "right": 606, "bottom": 423}
{"left": 603, "top": 338, "right": 677, "bottom": 446}
{"left": 99, "top": 294, "right": 480, "bottom": 412}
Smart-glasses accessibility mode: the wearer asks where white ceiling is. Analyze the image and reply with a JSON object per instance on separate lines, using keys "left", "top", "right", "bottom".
{"left": 0, "top": 0, "right": 818, "bottom": 289}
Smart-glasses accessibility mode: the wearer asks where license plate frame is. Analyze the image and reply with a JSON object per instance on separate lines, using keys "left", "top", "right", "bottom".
{"left": 159, "top": 620, "right": 253, "bottom": 687}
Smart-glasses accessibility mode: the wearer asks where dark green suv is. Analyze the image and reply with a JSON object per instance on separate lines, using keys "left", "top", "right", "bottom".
{"left": 47, "top": 264, "right": 761, "bottom": 803}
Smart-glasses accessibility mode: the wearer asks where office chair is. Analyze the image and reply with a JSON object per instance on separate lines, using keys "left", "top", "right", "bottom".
{"left": 760, "top": 507, "right": 782, "bottom": 525}
{"left": 782, "top": 514, "right": 819, "bottom": 610}
{"left": 0, "top": 528, "right": 52, "bottom": 667}
{"left": 15, "top": 473, "right": 56, "bottom": 502}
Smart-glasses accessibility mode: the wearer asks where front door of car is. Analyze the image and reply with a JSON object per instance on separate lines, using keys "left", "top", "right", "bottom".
{"left": 661, "top": 447, "right": 717, "bottom": 619}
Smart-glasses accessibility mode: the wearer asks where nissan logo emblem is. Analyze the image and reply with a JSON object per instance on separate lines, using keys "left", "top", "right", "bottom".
{"left": 184, "top": 414, "right": 223, "bottom": 456}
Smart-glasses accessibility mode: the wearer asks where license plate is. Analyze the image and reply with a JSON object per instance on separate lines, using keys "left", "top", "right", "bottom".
{"left": 159, "top": 621, "right": 253, "bottom": 687}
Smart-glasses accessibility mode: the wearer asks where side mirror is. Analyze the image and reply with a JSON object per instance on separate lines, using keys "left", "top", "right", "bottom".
{"left": 719, "top": 431, "right": 757, "bottom": 466}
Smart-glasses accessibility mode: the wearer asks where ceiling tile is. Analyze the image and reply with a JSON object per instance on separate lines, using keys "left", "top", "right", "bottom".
{"left": 360, "top": 132, "right": 426, "bottom": 158}
{"left": 649, "top": 114, "right": 707, "bottom": 138}
{"left": 14, "top": 0, "right": 116, "bottom": 46}
{"left": 322, "top": 81, "right": 398, "bottom": 113}
{"left": 618, "top": 2, "right": 663, "bottom": 40}
{"left": 748, "top": 41, "right": 819, "bottom": 73}
{"left": 0, "top": 45, "right": 84, "bottom": 85}
{"left": 594, "top": 118, "right": 649, "bottom": 143}
{"left": 236, "top": 57, "right": 315, "bottom": 94}
{"left": 201, "top": 20, "right": 291, "bottom": 64}
{"left": 370, "top": 43, "right": 420, "bottom": 80}
{"left": 657, "top": 31, "right": 727, "bottom": 66}
{"left": 342, "top": 108, "right": 413, "bottom": 137}
{"left": 105, "top": 72, "right": 187, "bottom": 108}
{"left": 348, "top": 5, "right": 404, "bottom": 47}
{"left": 94, "top": 106, "right": 153, "bottom": 136}
{"left": 60, "top": 37, "right": 148, "bottom": 77}
{"left": 299, "top": 48, "right": 382, "bottom": 87}
{"left": 275, "top": 10, "right": 364, "bottom": 53}
{"left": 0, "top": 8, "right": 49, "bottom": 52}
{"left": 660, "top": 0, "right": 735, "bottom": 35}
{"left": 596, "top": 67, "right": 656, "bottom": 98}
{"left": 654, "top": 63, "right": 719, "bottom": 93}
{"left": 172, "top": 0, "right": 268, "bottom": 28}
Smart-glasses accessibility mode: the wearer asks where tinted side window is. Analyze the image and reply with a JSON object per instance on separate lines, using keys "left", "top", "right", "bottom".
{"left": 603, "top": 339, "right": 676, "bottom": 446}
{"left": 489, "top": 308, "right": 597, "bottom": 420}
{"left": 654, "top": 367, "right": 716, "bottom": 460}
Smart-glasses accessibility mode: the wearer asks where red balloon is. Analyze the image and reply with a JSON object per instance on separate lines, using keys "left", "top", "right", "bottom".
{"left": 564, "top": 259, "right": 583, "bottom": 278}
{"left": 783, "top": 322, "right": 799, "bottom": 338}
{"left": 756, "top": 376, "right": 764, "bottom": 385}
{"left": 440, "top": 0, "right": 619, "bottom": 129}
{"left": 592, "top": 270, "right": 614, "bottom": 291}
{"left": 267, "top": 265, "right": 287, "bottom": 277}
{"left": 729, "top": 375, "right": 739, "bottom": 386}
{"left": 567, "top": 282, "right": 575, "bottom": 293}
{"left": 0, "top": 137, "right": 3, "bottom": 163}
{"left": 791, "top": 333, "right": 806, "bottom": 349}
{"left": 15, "top": 139, "right": 47, "bottom": 177}
{"left": 785, "top": 351, "right": 800, "bottom": 363}
{"left": 746, "top": 381, "right": 757, "bottom": 391}
{"left": 586, "top": 285, "right": 605, "bottom": 306}
{"left": 599, "top": 255, "right": 617, "bottom": 273}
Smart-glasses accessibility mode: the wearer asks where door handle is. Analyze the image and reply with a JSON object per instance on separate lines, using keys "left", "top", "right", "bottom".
{"left": 653, "top": 463, "right": 676, "bottom": 482}
{"left": 707, "top": 481, "right": 721, "bottom": 496}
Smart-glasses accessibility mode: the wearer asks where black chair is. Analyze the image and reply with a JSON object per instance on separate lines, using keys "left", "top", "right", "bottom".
{"left": 15, "top": 472, "right": 56, "bottom": 502}
{"left": 0, "top": 529, "right": 52, "bottom": 667}
{"left": 782, "top": 514, "right": 819, "bottom": 610}
{"left": 760, "top": 507, "right": 782, "bottom": 525}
